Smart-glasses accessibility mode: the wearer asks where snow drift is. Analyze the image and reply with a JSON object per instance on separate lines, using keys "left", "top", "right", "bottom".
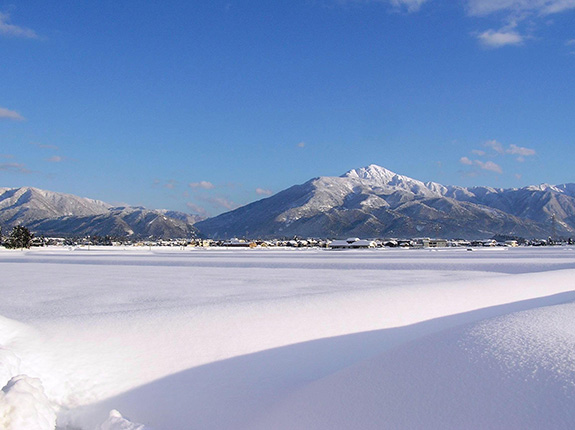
{"left": 1, "top": 246, "right": 575, "bottom": 429}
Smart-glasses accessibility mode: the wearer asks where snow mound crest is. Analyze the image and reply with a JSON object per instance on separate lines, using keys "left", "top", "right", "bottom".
{"left": 0, "top": 375, "right": 57, "bottom": 430}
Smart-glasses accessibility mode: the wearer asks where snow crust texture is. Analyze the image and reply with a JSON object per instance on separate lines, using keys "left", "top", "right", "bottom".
{"left": 1, "top": 246, "right": 575, "bottom": 429}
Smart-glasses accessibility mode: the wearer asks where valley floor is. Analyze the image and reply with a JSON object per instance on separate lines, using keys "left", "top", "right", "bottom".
{"left": 1, "top": 246, "right": 575, "bottom": 429}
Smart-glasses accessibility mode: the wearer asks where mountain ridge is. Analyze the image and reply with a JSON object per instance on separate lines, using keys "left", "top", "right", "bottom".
{"left": 0, "top": 187, "right": 202, "bottom": 239}
{"left": 3, "top": 165, "right": 575, "bottom": 239}
{"left": 195, "top": 164, "right": 575, "bottom": 239}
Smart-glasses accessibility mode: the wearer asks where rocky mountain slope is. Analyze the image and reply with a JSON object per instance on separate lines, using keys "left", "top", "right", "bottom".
{"left": 0, "top": 187, "right": 200, "bottom": 239}
{"left": 195, "top": 165, "right": 575, "bottom": 239}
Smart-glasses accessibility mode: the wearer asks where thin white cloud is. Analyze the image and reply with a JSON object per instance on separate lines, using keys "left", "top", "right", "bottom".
{"left": 46, "top": 155, "right": 63, "bottom": 163}
{"left": 467, "top": 1, "right": 575, "bottom": 47}
{"left": 30, "top": 142, "right": 59, "bottom": 150}
{"left": 211, "top": 197, "right": 236, "bottom": 210}
{"left": 164, "top": 180, "right": 177, "bottom": 189}
{"left": 506, "top": 143, "right": 536, "bottom": 162}
{"left": 389, "top": 0, "right": 429, "bottom": 12}
{"left": 475, "top": 160, "right": 503, "bottom": 173}
{"left": 196, "top": 195, "right": 237, "bottom": 211}
{"left": 0, "top": 107, "right": 25, "bottom": 121}
{"left": 186, "top": 202, "right": 209, "bottom": 217}
{"left": 484, "top": 139, "right": 505, "bottom": 154}
{"left": 0, "top": 162, "right": 30, "bottom": 173}
{"left": 189, "top": 181, "right": 215, "bottom": 190}
{"left": 566, "top": 39, "right": 575, "bottom": 45}
{"left": 297, "top": 141, "right": 306, "bottom": 148}
{"left": 466, "top": 0, "right": 575, "bottom": 17}
{"left": 506, "top": 144, "right": 536, "bottom": 156}
{"left": 255, "top": 188, "right": 273, "bottom": 196}
{"left": 477, "top": 29, "right": 524, "bottom": 47}
{"left": 460, "top": 155, "right": 503, "bottom": 174}
{"left": 462, "top": 141, "right": 535, "bottom": 172}
{"left": 543, "top": 0, "right": 575, "bottom": 13}
{"left": 0, "top": 12, "right": 37, "bottom": 39}
{"left": 336, "top": 0, "right": 428, "bottom": 13}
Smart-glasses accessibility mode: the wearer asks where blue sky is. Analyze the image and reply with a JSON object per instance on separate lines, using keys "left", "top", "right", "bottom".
{"left": 1, "top": 0, "right": 574, "bottom": 216}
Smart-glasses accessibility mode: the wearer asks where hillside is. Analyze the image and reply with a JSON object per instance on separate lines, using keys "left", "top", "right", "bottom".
{"left": 195, "top": 165, "right": 575, "bottom": 239}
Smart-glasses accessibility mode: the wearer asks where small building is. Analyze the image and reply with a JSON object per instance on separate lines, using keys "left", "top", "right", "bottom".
{"left": 414, "top": 238, "right": 448, "bottom": 248}
{"left": 428, "top": 238, "right": 448, "bottom": 248}
{"left": 223, "top": 238, "right": 253, "bottom": 247}
{"left": 329, "top": 238, "right": 376, "bottom": 249}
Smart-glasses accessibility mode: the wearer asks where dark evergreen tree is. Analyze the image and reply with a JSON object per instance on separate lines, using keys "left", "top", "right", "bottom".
{"left": 4, "top": 226, "right": 34, "bottom": 249}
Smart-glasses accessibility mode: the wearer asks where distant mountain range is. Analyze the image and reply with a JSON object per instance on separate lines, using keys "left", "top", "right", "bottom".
{"left": 3, "top": 165, "right": 575, "bottom": 240}
{"left": 195, "top": 164, "right": 575, "bottom": 239}
{"left": 0, "top": 187, "right": 201, "bottom": 239}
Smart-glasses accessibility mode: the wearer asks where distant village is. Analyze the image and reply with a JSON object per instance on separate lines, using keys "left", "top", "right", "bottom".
{"left": 1, "top": 224, "right": 573, "bottom": 250}
{"left": 21, "top": 234, "right": 575, "bottom": 249}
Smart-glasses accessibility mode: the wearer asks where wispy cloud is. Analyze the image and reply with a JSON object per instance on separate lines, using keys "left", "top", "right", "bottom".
{"left": 466, "top": 0, "right": 575, "bottom": 17}
{"left": 30, "top": 142, "right": 59, "bottom": 150}
{"left": 46, "top": 155, "right": 63, "bottom": 163}
{"left": 212, "top": 197, "right": 237, "bottom": 210}
{"left": 475, "top": 160, "right": 503, "bottom": 173}
{"left": 506, "top": 143, "right": 536, "bottom": 162}
{"left": 506, "top": 144, "right": 536, "bottom": 156}
{"left": 467, "top": 0, "right": 575, "bottom": 47}
{"left": 468, "top": 140, "right": 536, "bottom": 160}
{"left": 484, "top": 139, "right": 505, "bottom": 154}
{"left": 186, "top": 202, "right": 209, "bottom": 217}
{"left": 196, "top": 195, "right": 238, "bottom": 211}
{"left": 459, "top": 157, "right": 503, "bottom": 173}
{"left": 0, "top": 12, "right": 37, "bottom": 39}
{"left": 388, "top": 0, "right": 428, "bottom": 12}
{"left": 163, "top": 179, "right": 177, "bottom": 189}
{"left": 0, "top": 162, "right": 30, "bottom": 173}
{"left": 336, "top": 0, "right": 428, "bottom": 13}
{"left": 189, "top": 181, "right": 215, "bottom": 190}
{"left": 459, "top": 140, "right": 535, "bottom": 176}
{"left": 153, "top": 179, "right": 180, "bottom": 190}
{"left": 477, "top": 28, "right": 524, "bottom": 47}
{"left": 297, "top": 141, "right": 306, "bottom": 148}
{"left": 0, "top": 107, "right": 25, "bottom": 121}
{"left": 255, "top": 188, "right": 273, "bottom": 196}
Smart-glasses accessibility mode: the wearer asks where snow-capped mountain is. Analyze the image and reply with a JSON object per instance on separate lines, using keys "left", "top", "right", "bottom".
{"left": 4, "top": 165, "right": 574, "bottom": 240}
{"left": 0, "top": 187, "right": 111, "bottom": 225}
{"left": 195, "top": 164, "right": 575, "bottom": 239}
{"left": 0, "top": 187, "right": 201, "bottom": 239}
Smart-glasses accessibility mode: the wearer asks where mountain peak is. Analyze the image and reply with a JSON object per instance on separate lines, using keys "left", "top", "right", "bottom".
{"left": 341, "top": 164, "right": 399, "bottom": 182}
{"left": 340, "top": 164, "right": 436, "bottom": 196}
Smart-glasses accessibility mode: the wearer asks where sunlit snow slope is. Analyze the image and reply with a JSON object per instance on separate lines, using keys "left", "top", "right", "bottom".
{"left": 1, "top": 246, "right": 575, "bottom": 429}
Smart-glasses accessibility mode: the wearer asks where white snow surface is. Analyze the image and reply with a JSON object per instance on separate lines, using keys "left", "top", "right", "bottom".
{"left": 1, "top": 246, "right": 575, "bottom": 429}
{"left": 0, "top": 375, "right": 56, "bottom": 430}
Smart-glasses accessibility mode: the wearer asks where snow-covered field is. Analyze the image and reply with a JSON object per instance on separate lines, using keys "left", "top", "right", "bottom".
{"left": 1, "top": 246, "right": 575, "bottom": 429}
